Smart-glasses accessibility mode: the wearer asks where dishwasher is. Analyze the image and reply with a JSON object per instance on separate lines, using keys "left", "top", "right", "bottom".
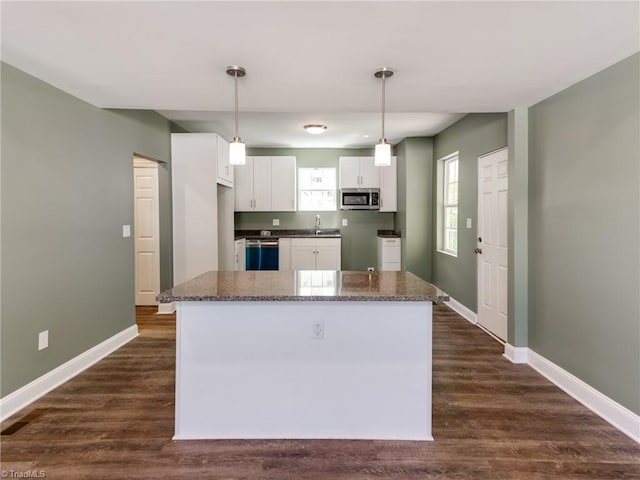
{"left": 245, "top": 238, "right": 279, "bottom": 270}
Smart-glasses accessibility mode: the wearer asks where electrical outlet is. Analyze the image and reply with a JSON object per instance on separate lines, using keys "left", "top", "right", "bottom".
{"left": 273, "top": 219, "right": 280, "bottom": 226}
{"left": 122, "top": 225, "right": 131, "bottom": 238}
{"left": 312, "top": 319, "right": 324, "bottom": 340}
{"left": 342, "top": 219, "right": 348, "bottom": 226}
{"left": 367, "top": 267, "right": 375, "bottom": 271}
{"left": 38, "top": 330, "right": 49, "bottom": 351}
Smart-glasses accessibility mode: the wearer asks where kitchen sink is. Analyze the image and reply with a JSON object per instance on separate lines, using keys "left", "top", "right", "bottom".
{"left": 313, "top": 229, "right": 341, "bottom": 237}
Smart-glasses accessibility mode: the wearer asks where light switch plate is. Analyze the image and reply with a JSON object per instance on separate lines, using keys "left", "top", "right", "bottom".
{"left": 122, "top": 225, "right": 131, "bottom": 237}
{"left": 342, "top": 219, "right": 348, "bottom": 226}
{"left": 466, "top": 218, "right": 472, "bottom": 229}
{"left": 38, "top": 330, "right": 49, "bottom": 351}
{"left": 272, "top": 219, "right": 280, "bottom": 226}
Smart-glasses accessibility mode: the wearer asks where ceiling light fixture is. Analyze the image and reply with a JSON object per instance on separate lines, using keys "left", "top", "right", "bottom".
{"left": 304, "top": 124, "right": 327, "bottom": 134}
{"left": 374, "top": 67, "right": 393, "bottom": 167}
{"left": 226, "top": 65, "right": 246, "bottom": 165}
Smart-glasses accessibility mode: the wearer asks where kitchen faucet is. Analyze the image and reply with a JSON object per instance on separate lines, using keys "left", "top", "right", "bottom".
{"left": 315, "top": 214, "right": 321, "bottom": 235}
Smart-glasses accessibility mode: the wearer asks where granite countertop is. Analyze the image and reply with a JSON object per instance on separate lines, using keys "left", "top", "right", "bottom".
{"left": 377, "top": 229, "right": 402, "bottom": 238}
{"left": 157, "top": 270, "right": 449, "bottom": 303}
{"left": 235, "top": 229, "right": 341, "bottom": 239}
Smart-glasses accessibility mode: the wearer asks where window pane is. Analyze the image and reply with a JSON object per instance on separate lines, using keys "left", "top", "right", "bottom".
{"left": 298, "top": 168, "right": 336, "bottom": 190}
{"left": 446, "top": 182, "right": 458, "bottom": 204}
{"left": 298, "top": 168, "right": 337, "bottom": 211}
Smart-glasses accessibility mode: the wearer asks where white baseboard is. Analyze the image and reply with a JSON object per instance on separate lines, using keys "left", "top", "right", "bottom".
{"left": 527, "top": 349, "right": 640, "bottom": 444}
{"left": 503, "top": 343, "right": 528, "bottom": 364}
{"left": 157, "top": 302, "right": 176, "bottom": 314}
{"left": 0, "top": 325, "right": 139, "bottom": 422}
{"left": 437, "top": 290, "right": 477, "bottom": 324}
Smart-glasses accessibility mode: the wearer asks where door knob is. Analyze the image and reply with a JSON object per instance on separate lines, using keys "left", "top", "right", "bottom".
{"left": 474, "top": 248, "right": 483, "bottom": 254}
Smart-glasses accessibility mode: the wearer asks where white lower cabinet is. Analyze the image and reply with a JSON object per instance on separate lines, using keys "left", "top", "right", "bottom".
{"left": 377, "top": 237, "right": 401, "bottom": 271}
{"left": 289, "top": 238, "right": 341, "bottom": 271}
{"left": 234, "top": 239, "right": 246, "bottom": 271}
{"left": 278, "top": 238, "right": 292, "bottom": 271}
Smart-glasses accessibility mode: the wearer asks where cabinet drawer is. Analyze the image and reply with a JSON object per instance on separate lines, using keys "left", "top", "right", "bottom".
{"left": 384, "top": 245, "right": 401, "bottom": 263}
{"left": 291, "top": 238, "right": 341, "bottom": 248}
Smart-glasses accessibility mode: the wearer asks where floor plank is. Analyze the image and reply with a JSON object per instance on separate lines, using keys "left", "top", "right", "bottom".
{"left": 1, "top": 303, "right": 638, "bottom": 479}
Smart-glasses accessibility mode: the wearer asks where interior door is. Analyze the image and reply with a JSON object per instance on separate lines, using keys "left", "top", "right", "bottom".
{"left": 477, "top": 148, "right": 508, "bottom": 340}
{"left": 134, "top": 157, "right": 160, "bottom": 305}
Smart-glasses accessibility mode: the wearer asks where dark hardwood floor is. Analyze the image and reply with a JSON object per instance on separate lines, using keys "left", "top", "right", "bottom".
{"left": 2, "top": 304, "right": 639, "bottom": 479}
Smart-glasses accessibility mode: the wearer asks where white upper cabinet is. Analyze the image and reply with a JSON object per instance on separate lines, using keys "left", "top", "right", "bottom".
{"left": 234, "top": 156, "right": 256, "bottom": 211}
{"left": 216, "top": 135, "right": 233, "bottom": 187}
{"left": 271, "top": 156, "right": 297, "bottom": 211}
{"left": 339, "top": 157, "right": 380, "bottom": 189}
{"left": 340, "top": 156, "right": 397, "bottom": 211}
{"left": 379, "top": 156, "right": 397, "bottom": 212}
{"left": 234, "top": 156, "right": 296, "bottom": 212}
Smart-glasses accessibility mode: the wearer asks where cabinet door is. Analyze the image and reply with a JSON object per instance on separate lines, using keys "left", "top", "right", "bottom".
{"left": 291, "top": 246, "right": 317, "bottom": 270}
{"left": 271, "top": 156, "right": 296, "bottom": 211}
{"left": 252, "top": 157, "right": 272, "bottom": 211}
{"left": 234, "top": 156, "right": 255, "bottom": 211}
{"left": 379, "top": 156, "right": 397, "bottom": 212}
{"left": 315, "top": 245, "right": 341, "bottom": 270}
{"left": 278, "top": 238, "right": 292, "bottom": 271}
{"left": 358, "top": 157, "right": 380, "bottom": 188}
{"left": 216, "top": 135, "right": 233, "bottom": 187}
{"left": 339, "top": 157, "right": 361, "bottom": 188}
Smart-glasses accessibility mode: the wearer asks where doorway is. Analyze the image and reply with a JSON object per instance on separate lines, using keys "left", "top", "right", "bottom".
{"left": 133, "top": 156, "right": 161, "bottom": 305}
{"left": 476, "top": 147, "right": 508, "bottom": 340}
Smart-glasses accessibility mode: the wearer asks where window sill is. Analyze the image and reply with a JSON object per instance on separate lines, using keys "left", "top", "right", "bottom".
{"left": 437, "top": 249, "right": 458, "bottom": 258}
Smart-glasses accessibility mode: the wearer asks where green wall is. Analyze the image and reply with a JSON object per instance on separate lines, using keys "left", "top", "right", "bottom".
{"left": 236, "top": 148, "right": 394, "bottom": 270}
{"left": 431, "top": 114, "right": 508, "bottom": 309}
{"left": 528, "top": 53, "right": 639, "bottom": 414}
{"left": 395, "top": 137, "right": 434, "bottom": 281}
{"left": 1, "top": 63, "right": 173, "bottom": 397}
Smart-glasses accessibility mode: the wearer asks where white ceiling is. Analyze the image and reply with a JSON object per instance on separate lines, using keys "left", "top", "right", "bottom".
{"left": 2, "top": 1, "right": 638, "bottom": 148}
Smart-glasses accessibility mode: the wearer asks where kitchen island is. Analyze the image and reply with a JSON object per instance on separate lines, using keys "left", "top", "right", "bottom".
{"left": 157, "top": 270, "right": 448, "bottom": 441}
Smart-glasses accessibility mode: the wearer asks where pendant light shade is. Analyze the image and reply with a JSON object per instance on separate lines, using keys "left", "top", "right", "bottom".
{"left": 375, "top": 141, "right": 391, "bottom": 166}
{"left": 226, "top": 66, "right": 246, "bottom": 166}
{"left": 229, "top": 139, "right": 246, "bottom": 165}
{"left": 374, "top": 67, "right": 393, "bottom": 167}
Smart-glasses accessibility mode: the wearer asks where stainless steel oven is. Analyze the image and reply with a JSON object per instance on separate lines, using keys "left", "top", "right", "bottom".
{"left": 340, "top": 188, "right": 380, "bottom": 210}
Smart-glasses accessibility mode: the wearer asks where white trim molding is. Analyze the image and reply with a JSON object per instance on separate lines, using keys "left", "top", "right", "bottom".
{"left": 438, "top": 290, "right": 477, "bottom": 324}
{"left": 157, "top": 302, "right": 176, "bottom": 314}
{"left": 0, "top": 325, "right": 138, "bottom": 422}
{"left": 503, "top": 343, "right": 528, "bottom": 364}
{"left": 527, "top": 348, "right": 640, "bottom": 443}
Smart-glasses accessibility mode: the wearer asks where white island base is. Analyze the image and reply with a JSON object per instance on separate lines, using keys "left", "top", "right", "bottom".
{"left": 174, "top": 300, "right": 433, "bottom": 441}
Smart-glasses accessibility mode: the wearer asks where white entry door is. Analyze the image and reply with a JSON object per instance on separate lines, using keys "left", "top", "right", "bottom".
{"left": 477, "top": 148, "right": 508, "bottom": 340}
{"left": 134, "top": 157, "right": 160, "bottom": 305}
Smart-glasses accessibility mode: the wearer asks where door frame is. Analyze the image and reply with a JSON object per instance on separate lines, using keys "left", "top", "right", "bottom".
{"left": 133, "top": 155, "right": 161, "bottom": 306}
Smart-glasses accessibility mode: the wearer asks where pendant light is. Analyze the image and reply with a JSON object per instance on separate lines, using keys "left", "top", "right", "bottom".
{"left": 226, "top": 65, "right": 246, "bottom": 165}
{"left": 374, "top": 67, "right": 393, "bottom": 167}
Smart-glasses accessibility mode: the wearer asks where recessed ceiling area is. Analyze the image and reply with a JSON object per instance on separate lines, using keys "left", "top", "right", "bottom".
{"left": 2, "top": 1, "right": 638, "bottom": 148}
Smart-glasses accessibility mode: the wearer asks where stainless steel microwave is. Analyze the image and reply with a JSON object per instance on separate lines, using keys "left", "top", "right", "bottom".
{"left": 340, "top": 188, "right": 380, "bottom": 210}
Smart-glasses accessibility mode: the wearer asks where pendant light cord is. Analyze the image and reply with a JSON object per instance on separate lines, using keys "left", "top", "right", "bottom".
{"left": 234, "top": 72, "right": 239, "bottom": 140}
{"left": 381, "top": 72, "right": 386, "bottom": 140}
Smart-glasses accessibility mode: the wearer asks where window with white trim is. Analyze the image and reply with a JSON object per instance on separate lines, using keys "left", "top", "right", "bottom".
{"left": 298, "top": 167, "right": 337, "bottom": 211}
{"left": 438, "top": 152, "right": 459, "bottom": 256}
